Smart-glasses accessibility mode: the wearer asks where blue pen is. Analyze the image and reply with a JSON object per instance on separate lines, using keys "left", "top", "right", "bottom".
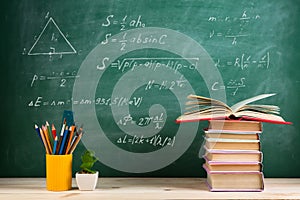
{"left": 52, "top": 136, "right": 58, "bottom": 155}
{"left": 59, "top": 126, "right": 69, "bottom": 155}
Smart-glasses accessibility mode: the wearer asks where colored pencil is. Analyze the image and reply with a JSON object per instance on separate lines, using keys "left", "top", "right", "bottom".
{"left": 77, "top": 124, "right": 83, "bottom": 135}
{"left": 68, "top": 132, "right": 82, "bottom": 154}
{"left": 65, "top": 125, "right": 75, "bottom": 155}
{"left": 39, "top": 128, "right": 50, "bottom": 154}
{"left": 59, "top": 126, "right": 69, "bottom": 155}
{"left": 52, "top": 136, "right": 58, "bottom": 155}
{"left": 46, "top": 121, "right": 53, "bottom": 144}
{"left": 56, "top": 119, "right": 66, "bottom": 154}
{"left": 51, "top": 124, "right": 56, "bottom": 138}
{"left": 42, "top": 125, "right": 52, "bottom": 154}
{"left": 35, "top": 119, "right": 83, "bottom": 155}
{"left": 34, "top": 124, "right": 42, "bottom": 142}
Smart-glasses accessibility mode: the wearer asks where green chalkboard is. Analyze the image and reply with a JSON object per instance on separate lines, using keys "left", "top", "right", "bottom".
{"left": 1, "top": 0, "right": 300, "bottom": 177}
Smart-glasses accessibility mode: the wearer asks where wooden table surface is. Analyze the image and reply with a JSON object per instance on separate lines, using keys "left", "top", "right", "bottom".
{"left": 0, "top": 178, "right": 300, "bottom": 199}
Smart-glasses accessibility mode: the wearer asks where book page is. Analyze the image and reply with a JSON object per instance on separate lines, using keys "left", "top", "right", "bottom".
{"left": 186, "top": 94, "right": 231, "bottom": 110}
{"left": 231, "top": 93, "right": 276, "bottom": 113}
{"left": 234, "top": 110, "right": 286, "bottom": 122}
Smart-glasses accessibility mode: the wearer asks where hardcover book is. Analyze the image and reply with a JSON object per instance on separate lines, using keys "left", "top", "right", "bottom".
{"left": 204, "top": 137, "right": 261, "bottom": 151}
{"left": 207, "top": 120, "right": 262, "bottom": 132}
{"left": 204, "top": 148, "right": 263, "bottom": 162}
{"left": 175, "top": 93, "right": 291, "bottom": 192}
{"left": 203, "top": 161, "right": 263, "bottom": 172}
{"left": 204, "top": 165, "right": 264, "bottom": 192}
{"left": 205, "top": 130, "right": 260, "bottom": 140}
{"left": 176, "top": 93, "right": 291, "bottom": 124}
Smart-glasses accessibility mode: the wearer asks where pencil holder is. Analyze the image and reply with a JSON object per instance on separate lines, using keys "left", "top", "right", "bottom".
{"left": 46, "top": 154, "right": 72, "bottom": 191}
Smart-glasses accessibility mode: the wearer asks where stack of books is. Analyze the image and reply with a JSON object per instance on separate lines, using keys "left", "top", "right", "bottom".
{"left": 176, "top": 93, "right": 291, "bottom": 192}
{"left": 202, "top": 120, "right": 264, "bottom": 191}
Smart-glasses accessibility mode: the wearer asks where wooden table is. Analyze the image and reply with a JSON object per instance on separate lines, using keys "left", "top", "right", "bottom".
{"left": 0, "top": 178, "right": 299, "bottom": 199}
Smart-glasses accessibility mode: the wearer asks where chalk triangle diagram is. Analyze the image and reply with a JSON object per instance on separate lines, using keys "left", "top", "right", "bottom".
{"left": 28, "top": 17, "right": 77, "bottom": 56}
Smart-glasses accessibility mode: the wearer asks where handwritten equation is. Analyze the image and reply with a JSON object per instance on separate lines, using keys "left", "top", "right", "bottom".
{"left": 106, "top": 57, "right": 198, "bottom": 74}
{"left": 117, "top": 113, "right": 165, "bottom": 130}
{"left": 101, "top": 32, "right": 167, "bottom": 51}
{"left": 208, "top": 10, "right": 261, "bottom": 45}
{"left": 101, "top": 14, "right": 155, "bottom": 51}
{"left": 28, "top": 96, "right": 143, "bottom": 108}
{"left": 144, "top": 75, "right": 187, "bottom": 91}
{"left": 215, "top": 52, "right": 270, "bottom": 70}
{"left": 102, "top": 15, "right": 146, "bottom": 31}
{"left": 30, "top": 71, "right": 79, "bottom": 87}
{"left": 117, "top": 134, "right": 175, "bottom": 147}
{"left": 212, "top": 77, "right": 246, "bottom": 96}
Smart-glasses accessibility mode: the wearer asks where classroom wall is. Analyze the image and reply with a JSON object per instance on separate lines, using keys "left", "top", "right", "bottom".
{"left": 1, "top": 0, "right": 299, "bottom": 177}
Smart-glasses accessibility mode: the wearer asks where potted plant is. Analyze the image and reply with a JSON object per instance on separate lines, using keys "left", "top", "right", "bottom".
{"left": 75, "top": 150, "right": 99, "bottom": 191}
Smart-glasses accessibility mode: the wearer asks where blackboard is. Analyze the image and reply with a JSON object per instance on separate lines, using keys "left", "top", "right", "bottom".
{"left": 1, "top": 0, "right": 299, "bottom": 177}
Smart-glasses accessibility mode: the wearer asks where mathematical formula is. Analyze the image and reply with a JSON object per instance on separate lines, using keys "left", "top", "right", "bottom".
{"left": 117, "top": 113, "right": 165, "bottom": 130}
{"left": 99, "top": 57, "right": 198, "bottom": 74}
{"left": 215, "top": 52, "right": 270, "bottom": 70}
{"left": 102, "top": 15, "right": 146, "bottom": 31}
{"left": 28, "top": 96, "right": 143, "bottom": 108}
{"left": 208, "top": 10, "right": 261, "bottom": 45}
{"left": 101, "top": 32, "right": 167, "bottom": 51}
{"left": 117, "top": 134, "right": 175, "bottom": 147}
{"left": 101, "top": 15, "right": 150, "bottom": 51}
{"left": 144, "top": 75, "right": 187, "bottom": 91}
{"left": 30, "top": 71, "right": 79, "bottom": 87}
{"left": 212, "top": 77, "right": 246, "bottom": 96}
{"left": 26, "top": 13, "right": 272, "bottom": 117}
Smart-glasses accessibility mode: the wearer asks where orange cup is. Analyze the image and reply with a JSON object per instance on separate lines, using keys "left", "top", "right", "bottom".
{"left": 46, "top": 154, "right": 72, "bottom": 191}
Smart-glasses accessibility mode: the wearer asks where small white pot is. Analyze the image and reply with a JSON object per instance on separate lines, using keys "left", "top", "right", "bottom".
{"left": 75, "top": 171, "right": 99, "bottom": 191}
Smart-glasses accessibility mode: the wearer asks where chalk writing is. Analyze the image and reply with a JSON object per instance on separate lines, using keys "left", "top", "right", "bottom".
{"left": 108, "top": 57, "right": 198, "bottom": 74}
{"left": 94, "top": 96, "right": 143, "bottom": 107}
{"left": 215, "top": 52, "right": 270, "bottom": 69}
{"left": 27, "top": 17, "right": 77, "bottom": 56}
{"left": 117, "top": 134, "right": 175, "bottom": 147}
{"left": 212, "top": 77, "right": 246, "bottom": 96}
{"left": 117, "top": 113, "right": 164, "bottom": 130}
{"left": 144, "top": 75, "right": 187, "bottom": 90}
{"left": 101, "top": 32, "right": 167, "bottom": 51}
{"left": 208, "top": 10, "right": 261, "bottom": 45}
{"left": 208, "top": 10, "right": 260, "bottom": 23}
{"left": 209, "top": 29, "right": 249, "bottom": 45}
{"left": 30, "top": 71, "right": 79, "bottom": 87}
{"left": 102, "top": 15, "right": 146, "bottom": 31}
{"left": 28, "top": 96, "right": 143, "bottom": 108}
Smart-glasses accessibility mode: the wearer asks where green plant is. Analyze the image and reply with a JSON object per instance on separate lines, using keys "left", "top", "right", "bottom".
{"left": 79, "top": 150, "right": 99, "bottom": 174}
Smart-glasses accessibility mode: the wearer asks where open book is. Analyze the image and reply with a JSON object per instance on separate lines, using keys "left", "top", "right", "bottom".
{"left": 176, "top": 93, "right": 291, "bottom": 124}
